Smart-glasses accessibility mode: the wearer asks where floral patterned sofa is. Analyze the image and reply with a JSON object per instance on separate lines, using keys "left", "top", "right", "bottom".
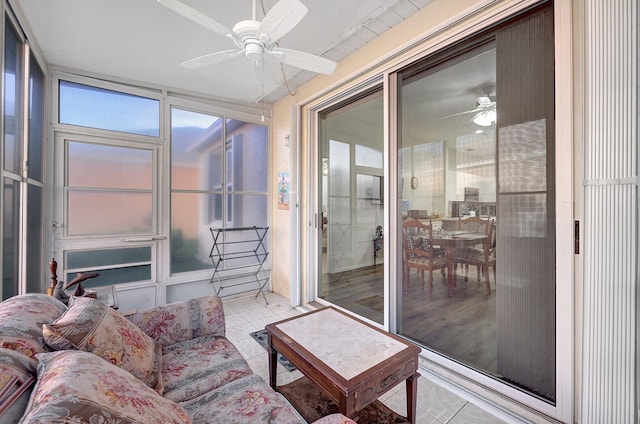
{"left": 0, "top": 293, "right": 355, "bottom": 424}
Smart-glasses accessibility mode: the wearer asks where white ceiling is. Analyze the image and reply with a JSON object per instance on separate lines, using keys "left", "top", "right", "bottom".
{"left": 12, "top": 0, "right": 433, "bottom": 105}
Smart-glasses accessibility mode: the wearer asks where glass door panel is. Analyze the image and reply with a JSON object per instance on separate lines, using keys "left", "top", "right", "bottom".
{"left": 318, "top": 88, "right": 384, "bottom": 324}
{"left": 396, "top": 3, "right": 555, "bottom": 402}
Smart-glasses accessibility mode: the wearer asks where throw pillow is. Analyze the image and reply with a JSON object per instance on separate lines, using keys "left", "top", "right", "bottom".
{"left": 42, "top": 296, "right": 163, "bottom": 393}
{"left": 0, "top": 293, "right": 67, "bottom": 357}
{"left": 21, "top": 350, "right": 191, "bottom": 424}
{"left": 0, "top": 347, "right": 37, "bottom": 422}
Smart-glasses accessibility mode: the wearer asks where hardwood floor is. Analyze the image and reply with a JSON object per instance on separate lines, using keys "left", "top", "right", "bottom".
{"left": 320, "top": 264, "right": 498, "bottom": 375}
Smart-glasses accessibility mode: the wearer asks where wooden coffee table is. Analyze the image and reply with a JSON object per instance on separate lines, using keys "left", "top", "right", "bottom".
{"left": 265, "top": 307, "right": 420, "bottom": 423}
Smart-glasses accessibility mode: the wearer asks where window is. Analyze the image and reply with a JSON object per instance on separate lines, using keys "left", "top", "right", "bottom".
{"left": 65, "top": 141, "right": 154, "bottom": 236}
{"left": 2, "top": 17, "right": 23, "bottom": 299}
{"left": 26, "top": 54, "right": 46, "bottom": 293}
{"left": 2, "top": 17, "right": 46, "bottom": 300}
{"left": 59, "top": 80, "right": 160, "bottom": 137}
{"left": 170, "top": 108, "right": 268, "bottom": 274}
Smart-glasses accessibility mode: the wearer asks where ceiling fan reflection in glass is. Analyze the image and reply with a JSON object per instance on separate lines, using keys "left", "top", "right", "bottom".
{"left": 472, "top": 108, "right": 497, "bottom": 126}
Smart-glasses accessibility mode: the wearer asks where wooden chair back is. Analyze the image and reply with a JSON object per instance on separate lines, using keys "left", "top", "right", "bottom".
{"left": 458, "top": 216, "right": 489, "bottom": 234}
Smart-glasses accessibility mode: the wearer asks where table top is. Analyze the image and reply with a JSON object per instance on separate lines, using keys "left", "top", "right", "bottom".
{"left": 429, "top": 231, "right": 487, "bottom": 245}
{"left": 267, "top": 307, "right": 417, "bottom": 380}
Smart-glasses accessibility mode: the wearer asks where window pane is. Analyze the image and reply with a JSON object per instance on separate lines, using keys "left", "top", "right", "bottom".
{"left": 28, "top": 54, "right": 45, "bottom": 182}
{"left": 170, "top": 111, "right": 268, "bottom": 276}
{"left": 228, "top": 194, "right": 268, "bottom": 228}
{"left": 67, "top": 247, "right": 151, "bottom": 269}
{"left": 26, "top": 185, "right": 43, "bottom": 293}
{"left": 67, "top": 190, "right": 152, "bottom": 236}
{"left": 68, "top": 142, "right": 152, "bottom": 189}
{"left": 59, "top": 80, "right": 160, "bottom": 137}
{"left": 226, "top": 118, "right": 268, "bottom": 192}
{"left": 2, "top": 178, "right": 19, "bottom": 300}
{"left": 171, "top": 192, "right": 212, "bottom": 274}
{"left": 171, "top": 108, "right": 222, "bottom": 191}
{"left": 66, "top": 265, "right": 151, "bottom": 288}
{"left": 4, "top": 20, "right": 22, "bottom": 174}
{"left": 398, "top": 44, "right": 499, "bottom": 382}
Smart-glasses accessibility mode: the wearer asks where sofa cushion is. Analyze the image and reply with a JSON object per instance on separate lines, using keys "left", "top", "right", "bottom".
{"left": 162, "top": 334, "right": 252, "bottom": 403}
{"left": 42, "top": 296, "right": 163, "bottom": 393}
{"left": 20, "top": 350, "right": 191, "bottom": 424}
{"left": 0, "top": 347, "right": 37, "bottom": 422}
{"left": 129, "top": 295, "right": 226, "bottom": 347}
{"left": 180, "top": 374, "right": 302, "bottom": 424}
{"left": 0, "top": 293, "right": 66, "bottom": 357}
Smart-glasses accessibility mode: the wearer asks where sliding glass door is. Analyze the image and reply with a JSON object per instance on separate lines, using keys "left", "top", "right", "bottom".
{"left": 396, "top": 4, "right": 556, "bottom": 402}
{"left": 317, "top": 87, "right": 385, "bottom": 324}
{"left": 311, "top": 1, "right": 558, "bottom": 408}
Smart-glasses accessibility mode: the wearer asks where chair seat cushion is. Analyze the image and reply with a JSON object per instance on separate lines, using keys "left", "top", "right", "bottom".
{"left": 454, "top": 247, "right": 484, "bottom": 261}
{"left": 407, "top": 254, "right": 448, "bottom": 267}
{"left": 161, "top": 334, "right": 253, "bottom": 403}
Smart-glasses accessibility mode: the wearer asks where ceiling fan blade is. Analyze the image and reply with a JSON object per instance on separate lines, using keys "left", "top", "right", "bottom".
{"left": 157, "top": 0, "right": 232, "bottom": 38}
{"left": 440, "top": 107, "right": 483, "bottom": 119}
{"left": 180, "top": 49, "right": 243, "bottom": 69}
{"left": 269, "top": 47, "right": 336, "bottom": 74}
{"left": 258, "top": 0, "right": 308, "bottom": 43}
{"left": 251, "top": 58, "right": 278, "bottom": 95}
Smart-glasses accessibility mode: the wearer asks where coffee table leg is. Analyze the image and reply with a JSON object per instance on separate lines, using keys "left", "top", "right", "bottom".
{"left": 406, "top": 372, "right": 420, "bottom": 424}
{"left": 267, "top": 335, "right": 277, "bottom": 390}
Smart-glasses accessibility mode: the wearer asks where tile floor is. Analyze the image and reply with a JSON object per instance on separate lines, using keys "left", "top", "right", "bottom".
{"left": 221, "top": 291, "right": 510, "bottom": 424}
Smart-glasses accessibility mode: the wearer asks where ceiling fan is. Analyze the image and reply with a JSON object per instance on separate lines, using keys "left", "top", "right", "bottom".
{"left": 441, "top": 87, "right": 497, "bottom": 126}
{"left": 157, "top": 0, "right": 337, "bottom": 93}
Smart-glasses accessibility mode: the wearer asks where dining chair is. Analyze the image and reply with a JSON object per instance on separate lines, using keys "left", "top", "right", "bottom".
{"left": 402, "top": 218, "right": 448, "bottom": 299}
{"left": 454, "top": 218, "right": 495, "bottom": 295}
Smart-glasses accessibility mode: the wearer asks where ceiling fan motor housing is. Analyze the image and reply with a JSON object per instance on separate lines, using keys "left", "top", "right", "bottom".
{"left": 233, "top": 20, "right": 267, "bottom": 61}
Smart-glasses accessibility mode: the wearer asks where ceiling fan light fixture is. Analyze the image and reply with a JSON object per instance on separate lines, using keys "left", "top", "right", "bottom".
{"left": 472, "top": 109, "right": 496, "bottom": 126}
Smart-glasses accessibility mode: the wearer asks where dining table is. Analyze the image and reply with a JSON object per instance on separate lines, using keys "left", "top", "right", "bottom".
{"left": 428, "top": 230, "right": 488, "bottom": 296}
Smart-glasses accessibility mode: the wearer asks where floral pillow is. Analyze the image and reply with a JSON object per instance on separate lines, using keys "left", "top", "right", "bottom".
{"left": 0, "top": 293, "right": 67, "bottom": 357}
{"left": 21, "top": 350, "right": 191, "bottom": 424}
{"left": 0, "top": 347, "right": 37, "bottom": 422}
{"left": 42, "top": 296, "right": 163, "bottom": 394}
